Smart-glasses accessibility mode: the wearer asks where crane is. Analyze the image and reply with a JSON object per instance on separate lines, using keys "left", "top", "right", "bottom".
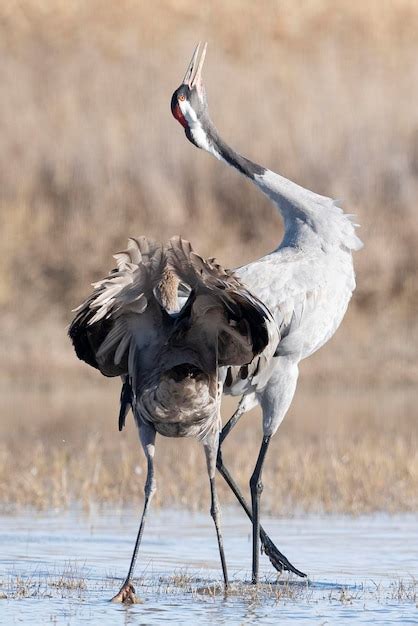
{"left": 69, "top": 236, "right": 278, "bottom": 602}
{"left": 171, "top": 43, "right": 363, "bottom": 584}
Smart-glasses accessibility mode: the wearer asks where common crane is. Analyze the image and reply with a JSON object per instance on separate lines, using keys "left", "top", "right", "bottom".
{"left": 171, "top": 43, "right": 363, "bottom": 584}
{"left": 69, "top": 236, "right": 277, "bottom": 602}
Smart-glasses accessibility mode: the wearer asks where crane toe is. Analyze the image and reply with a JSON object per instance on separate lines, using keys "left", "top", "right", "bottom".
{"left": 110, "top": 582, "right": 142, "bottom": 604}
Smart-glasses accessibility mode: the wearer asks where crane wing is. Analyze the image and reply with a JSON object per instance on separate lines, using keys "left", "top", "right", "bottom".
{"left": 69, "top": 236, "right": 282, "bottom": 430}
{"left": 169, "top": 236, "right": 278, "bottom": 367}
{"left": 69, "top": 237, "right": 168, "bottom": 378}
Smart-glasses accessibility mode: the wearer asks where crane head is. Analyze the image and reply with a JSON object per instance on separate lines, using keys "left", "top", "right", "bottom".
{"left": 171, "top": 42, "right": 211, "bottom": 149}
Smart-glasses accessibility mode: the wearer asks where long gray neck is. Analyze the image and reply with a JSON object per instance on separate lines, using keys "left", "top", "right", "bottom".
{"left": 194, "top": 116, "right": 362, "bottom": 254}
{"left": 201, "top": 119, "right": 311, "bottom": 246}
{"left": 206, "top": 125, "right": 266, "bottom": 180}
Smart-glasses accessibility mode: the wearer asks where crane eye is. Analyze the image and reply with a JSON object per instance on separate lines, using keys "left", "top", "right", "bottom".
{"left": 178, "top": 94, "right": 186, "bottom": 101}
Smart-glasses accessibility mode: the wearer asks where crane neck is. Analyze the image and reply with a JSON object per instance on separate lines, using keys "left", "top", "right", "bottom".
{"left": 207, "top": 127, "right": 266, "bottom": 180}
{"left": 197, "top": 119, "right": 307, "bottom": 243}
{"left": 191, "top": 116, "right": 362, "bottom": 254}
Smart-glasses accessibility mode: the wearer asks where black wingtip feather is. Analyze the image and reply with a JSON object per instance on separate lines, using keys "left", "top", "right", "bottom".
{"left": 118, "top": 379, "right": 133, "bottom": 431}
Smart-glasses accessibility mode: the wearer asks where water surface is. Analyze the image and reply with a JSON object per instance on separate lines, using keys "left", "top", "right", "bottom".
{"left": 1, "top": 508, "right": 417, "bottom": 624}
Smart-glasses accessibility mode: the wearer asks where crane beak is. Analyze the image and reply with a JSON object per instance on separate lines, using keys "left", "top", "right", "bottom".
{"left": 182, "top": 42, "right": 207, "bottom": 89}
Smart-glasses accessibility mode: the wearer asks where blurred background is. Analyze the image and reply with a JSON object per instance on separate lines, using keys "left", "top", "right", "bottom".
{"left": 0, "top": 0, "right": 417, "bottom": 513}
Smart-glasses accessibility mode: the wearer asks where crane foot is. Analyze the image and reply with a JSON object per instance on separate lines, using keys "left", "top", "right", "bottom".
{"left": 110, "top": 581, "right": 142, "bottom": 604}
{"left": 262, "top": 535, "right": 307, "bottom": 578}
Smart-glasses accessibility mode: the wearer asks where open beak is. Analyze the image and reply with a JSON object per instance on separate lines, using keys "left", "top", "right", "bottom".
{"left": 182, "top": 41, "right": 207, "bottom": 88}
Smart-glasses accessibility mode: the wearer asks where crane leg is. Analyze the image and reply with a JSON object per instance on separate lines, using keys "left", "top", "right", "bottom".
{"left": 249, "top": 435, "right": 270, "bottom": 583}
{"left": 216, "top": 402, "right": 306, "bottom": 578}
{"left": 219, "top": 396, "right": 248, "bottom": 444}
{"left": 204, "top": 433, "right": 229, "bottom": 588}
{"left": 111, "top": 423, "right": 156, "bottom": 603}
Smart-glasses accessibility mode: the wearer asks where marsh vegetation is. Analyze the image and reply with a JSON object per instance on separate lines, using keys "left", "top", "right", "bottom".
{"left": 0, "top": 1, "right": 417, "bottom": 514}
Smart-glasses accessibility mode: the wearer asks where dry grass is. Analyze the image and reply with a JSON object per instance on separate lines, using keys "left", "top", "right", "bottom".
{"left": 0, "top": 0, "right": 417, "bottom": 316}
{"left": 1, "top": 325, "right": 417, "bottom": 514}
{"left": 1, "top": 303, "right": 416, "bottom": 514}
{"left": 0, "top": 1, "right": 417, "bottom": 514}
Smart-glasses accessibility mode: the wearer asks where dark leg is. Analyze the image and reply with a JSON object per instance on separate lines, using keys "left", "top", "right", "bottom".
{"left": 111, "top": 424, "right": 156, "bottom": 603}
{"left": 216, "top": 403, "right": 306, "bottom": 578}
{"left": 216, "top": 449, "right": 304, "bottom": 576}
{"left": 219, "top": 396, "right": 248, "bottom": 445}
{"left": 204, "top": 434, "right": 229, "bottom": 588}
{"left": 250, "top": 435, "right": 270, "bottom": 584}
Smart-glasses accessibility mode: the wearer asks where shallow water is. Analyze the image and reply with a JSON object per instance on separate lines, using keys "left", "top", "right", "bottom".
{"left": 1, "top": 508, "right": 417, "bottom": 624}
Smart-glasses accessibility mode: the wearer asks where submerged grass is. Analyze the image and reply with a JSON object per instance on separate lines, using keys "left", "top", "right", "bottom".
{"left": 0, "top": 562, "right": 88, "bottom": 600}
{"left": 1, "top": 566, "right": 417, "bottom": 607}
